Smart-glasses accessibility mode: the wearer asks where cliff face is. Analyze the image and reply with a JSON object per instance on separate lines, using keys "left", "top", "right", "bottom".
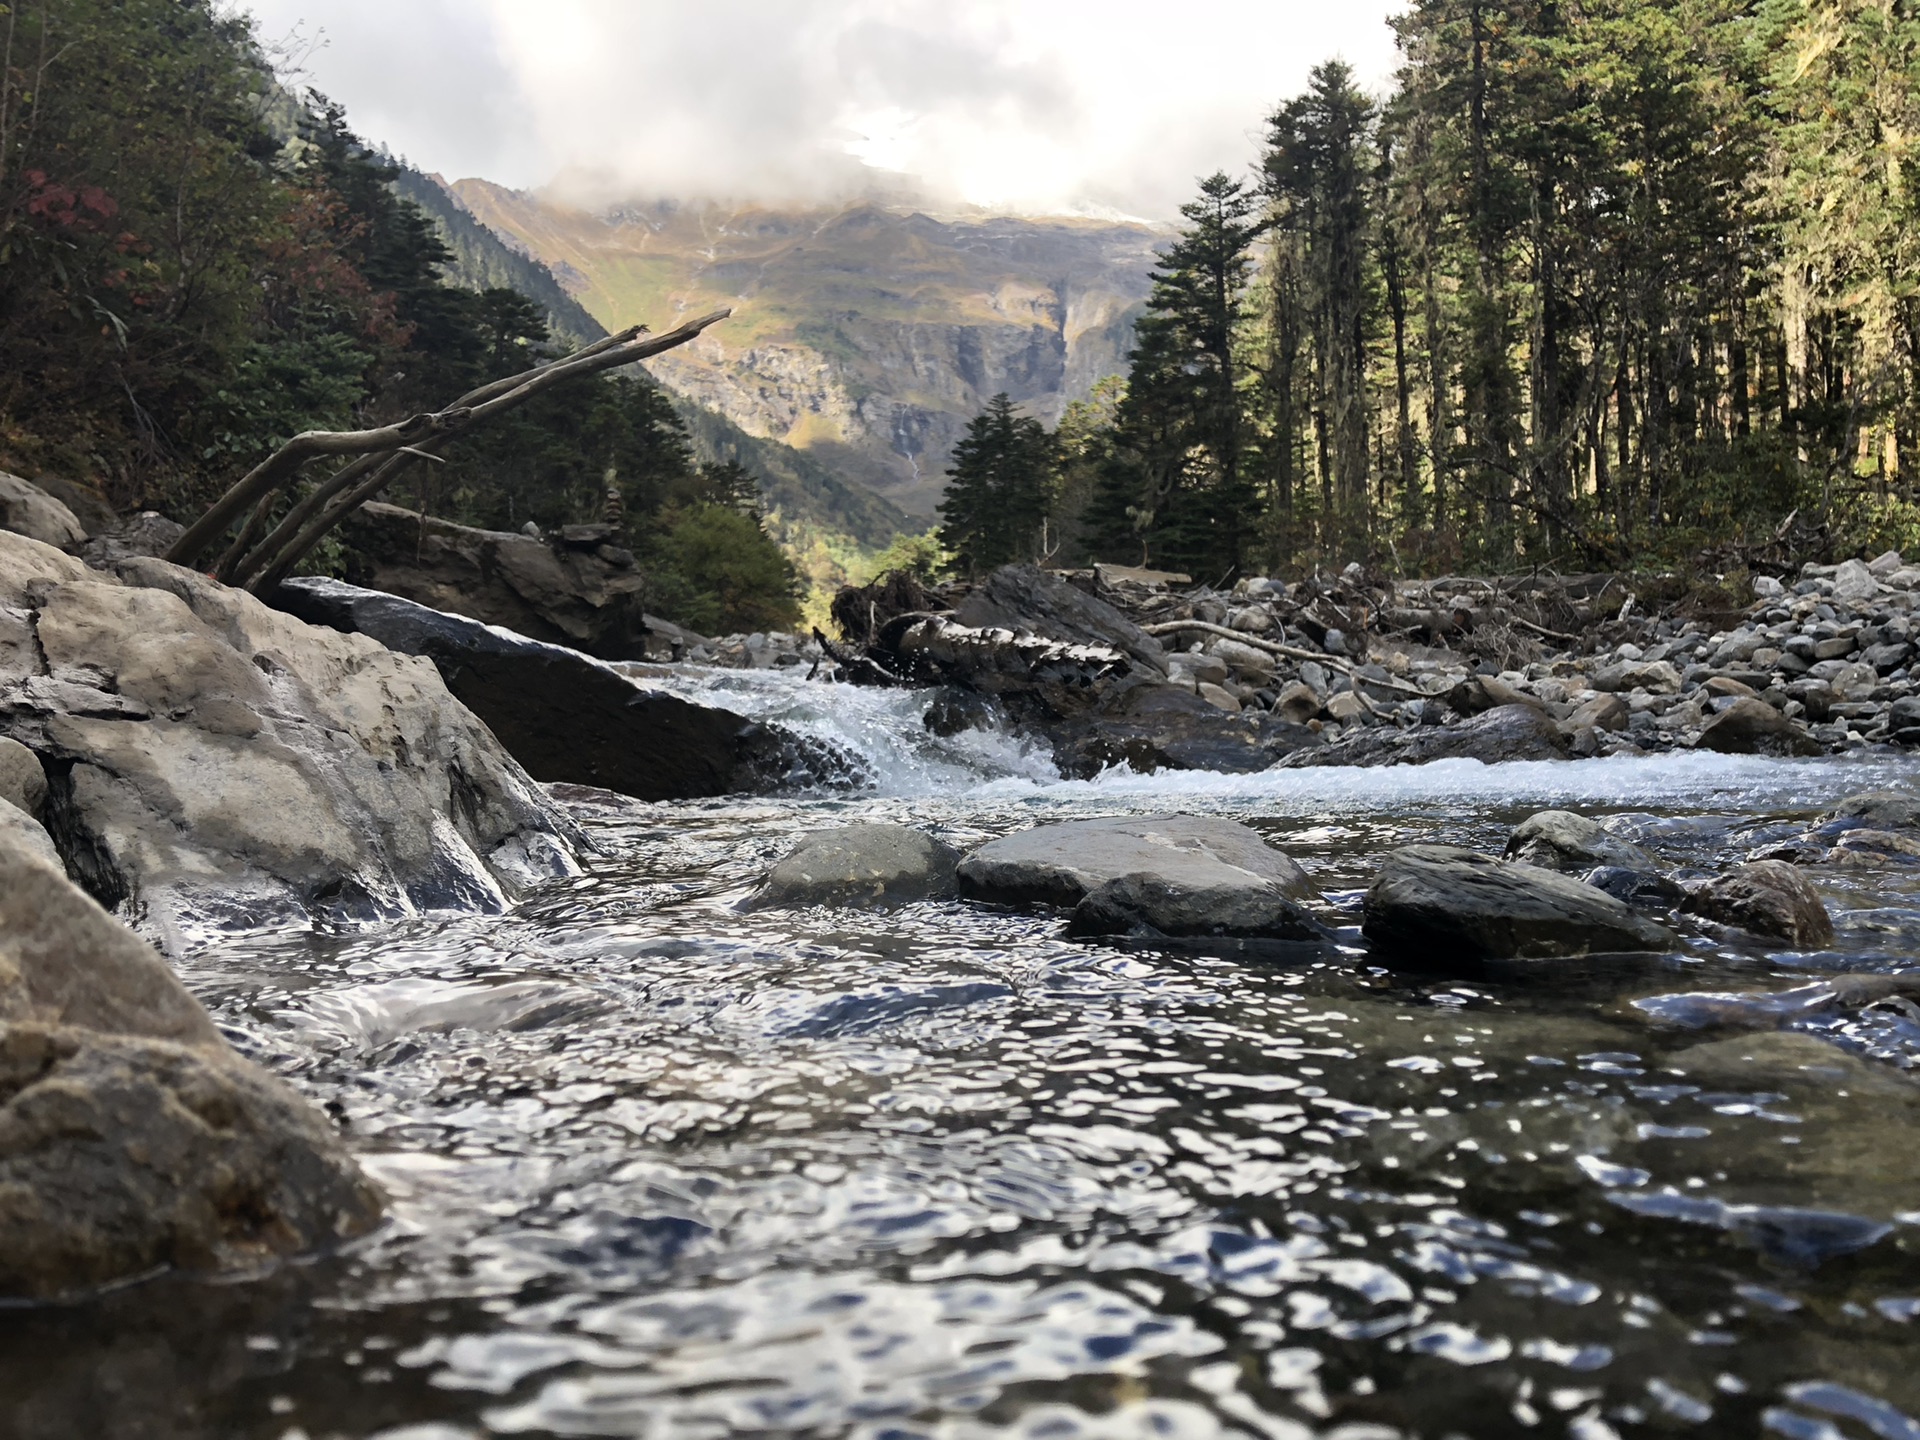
{"left": 448, "top": 186, "right": 1161, "bottom": 517}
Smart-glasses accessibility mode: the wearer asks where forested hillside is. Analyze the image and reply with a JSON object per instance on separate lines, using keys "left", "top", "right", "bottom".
{"left": 0, "top": 0, "right": 826, "bottom": 632}
{"left": 981, "top": 0, "right": 1920, "bottom": 581}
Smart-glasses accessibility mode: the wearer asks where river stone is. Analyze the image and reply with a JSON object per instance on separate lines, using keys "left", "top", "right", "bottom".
{"left": 747, "top": 824, "right": 960, "bottom": 910}
{"left": 1067, "top": 871, "right": 1329, "bottom": 941}
{"left": 0, "top": 735, "right": 44, "bottom": 815}
{"left": 0, "top": 536, "right": 581, "bottom": 949}
{"left": 1695, "top": 696, "right": 1824, "bottom": 756}
{"left": 1825, "top": 792, "right": 1920, "bottom": 830}
{"left": 277, "top": 576, "right": 861, "bottom": 802}
{"left": 1681, "top": 860, "right": 1834, "bottom": 946}
{"left": 1278, "top": 703, "right": 1571, "bottom": 769}
{"left": 957, "top": 815, "right": 1313, "bottom": 913}
{"left": 1564, "top": 692, "right": 1629, "bottom": 732}
{"left": 1504, "top": 810, "right": 1655, "bottom": 873}
{"left": 952, "top": 563, "right": 1169, "bottom": 676}
{"left": 0, "top": 473, "right": 85, "bottom": 549}
{"left": 1047, "top": 678, "right": 1319, "bottom": 777}
{"left": 0, "top": 1023, "right": 382, "bottom": 1300}
{"left": 1363, "top": 845, "right": 1677, "bottom": 963}
{"left": 0, "top": 826, "right": 380, "bottom": 1298}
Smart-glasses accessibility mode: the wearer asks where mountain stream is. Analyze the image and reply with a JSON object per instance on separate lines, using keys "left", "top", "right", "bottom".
{"left": 10, "top": 665, "right": 1920, "bottom": 1440}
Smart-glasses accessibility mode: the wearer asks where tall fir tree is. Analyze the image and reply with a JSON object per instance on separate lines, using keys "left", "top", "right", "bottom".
{"left": 937, "top": 393, "right": 1057, "bottom": 577}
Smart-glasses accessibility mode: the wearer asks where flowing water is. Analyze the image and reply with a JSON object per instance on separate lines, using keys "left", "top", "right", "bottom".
{"left": 12, "top": 667, "right": 1920, "bottom": 1440}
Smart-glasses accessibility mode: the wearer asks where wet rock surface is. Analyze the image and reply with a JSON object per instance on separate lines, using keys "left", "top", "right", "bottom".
{"left": 746, "top": 824, "right": 960, "bottom": 910}
{"left": 1364, "top": 844, "right": 1678, "bottom": 962}
{"left": 276, "top": 577, "right": 864, "bottom": 802}
{"left": 1504, "top": 809, "right": 1657, "bottom": 872}
{"left": 1682, "top": 859, "right": 1837, "bottom": 946}
{"left": 0, "top": 534, "right": 579, "bottom": 947}
{"left": 0, "top": 828, "right": 379, "bottom": 1300}
{"left": 957, "top": 815, "right": 1313, "bottom": 910}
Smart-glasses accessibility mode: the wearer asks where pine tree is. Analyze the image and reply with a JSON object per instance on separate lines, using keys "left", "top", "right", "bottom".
{"left": 1090, "top": 173, "right": 1263, "bottom": 577}
{"left": 938, "top": 393, "right": 1057, "bottom": 577}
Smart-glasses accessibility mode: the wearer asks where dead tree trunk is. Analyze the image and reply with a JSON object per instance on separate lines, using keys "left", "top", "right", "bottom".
{"left": 166, "top": 310, "right": 731, "bottom": 590}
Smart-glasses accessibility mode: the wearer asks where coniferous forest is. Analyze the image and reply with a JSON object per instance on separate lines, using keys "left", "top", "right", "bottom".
{"left": 942, "top": 0, "right": 1920, "bottom": 584}
{"left": 0, "top": 0, "right": 801, "bottom": 632}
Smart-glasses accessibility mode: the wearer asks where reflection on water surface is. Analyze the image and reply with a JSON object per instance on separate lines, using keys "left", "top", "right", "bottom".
{"left": 10, "top": 737, "right": 1920, "bottom": 1440}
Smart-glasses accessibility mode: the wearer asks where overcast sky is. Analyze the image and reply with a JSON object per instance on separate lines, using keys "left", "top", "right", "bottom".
{"left": 239, "top": 0, "right": 1406, "bottom": 220}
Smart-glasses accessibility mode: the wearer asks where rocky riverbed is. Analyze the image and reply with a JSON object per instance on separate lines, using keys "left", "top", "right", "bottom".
{"left": 12, "top": 469, "right": 1920, "bottom": 1435}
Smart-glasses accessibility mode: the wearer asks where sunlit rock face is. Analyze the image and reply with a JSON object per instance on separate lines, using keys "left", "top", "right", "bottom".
{"left": 447, "top": 183, "right": 1161, "bottom": 517}
{"left": 0, "top": 531, "right": 581, "bottom": 951}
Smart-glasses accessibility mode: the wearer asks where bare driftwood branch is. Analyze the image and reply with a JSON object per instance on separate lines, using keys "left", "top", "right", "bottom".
{"left": 167, "top": 310, "right": 728, "bottom": 579}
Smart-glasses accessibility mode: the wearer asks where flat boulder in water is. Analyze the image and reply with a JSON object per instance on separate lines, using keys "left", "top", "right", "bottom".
{"left": 747, "top": 824, "right": 961, "bottom": 910}
{"left": 1364, "top": 845, "right": 1677, "bottom": 963}
{"left": 958, "top": 816, "right": 1321, "bottom": 939}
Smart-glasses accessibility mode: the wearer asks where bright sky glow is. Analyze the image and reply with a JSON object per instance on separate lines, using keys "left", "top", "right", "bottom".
{"left": 241, "top": 0, "right": 1406, "bottom": 219}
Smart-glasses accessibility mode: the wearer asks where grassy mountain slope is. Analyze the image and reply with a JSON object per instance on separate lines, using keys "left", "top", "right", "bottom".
{"left": 394, "top": 167, "right": 907, "bottom": 550}
{"left": 393, "top": 167, "right": 609, "bottom": 351}
{"left": 448, "top": 185, "right": 1161, "bottom": 517}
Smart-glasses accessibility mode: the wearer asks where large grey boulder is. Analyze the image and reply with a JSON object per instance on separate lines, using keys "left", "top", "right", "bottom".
{"left": 958, "top": 816, "right": 1321, "bottom": 939}
{"left": 1364, "top": 845, "right": 1676, "bottom": 962}
{"left": 1825, "top": 792, "right": 1920, "bottom": 830}
{"left": 0, "top": 531, "right": 581, "bottom": 949}
{"left": 339, "top": 500, "right": 662, "bottom": 660}
{"left": 276, "top": 576, "right": 862, "bottom": 802}
{"left": 1504, "top": 810, "right": 1656, "bottom": 873}
{"left": 0, "top": 473, "right": 85, "bottom": 549}
{"left": 1682, "top": 861, "right": 1835, "bottom": 947}
{"left": 0, "top": 828, "right": 380, "bottom": 1299}
{"left": 747, "top": 824, "right": 960, "bottom": 909}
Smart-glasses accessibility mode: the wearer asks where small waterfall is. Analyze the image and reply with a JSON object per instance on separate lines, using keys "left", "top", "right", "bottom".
{"left": 620, "top": 663, "right": 1063, "bottom": 796}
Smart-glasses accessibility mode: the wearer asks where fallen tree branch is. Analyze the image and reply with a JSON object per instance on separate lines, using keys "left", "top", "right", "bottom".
{"left": 168, "top": 310, "right": 731, "bottom": 581}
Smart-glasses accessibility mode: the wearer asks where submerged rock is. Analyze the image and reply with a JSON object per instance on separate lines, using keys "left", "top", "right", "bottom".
{"left": 957, "top": 816, "right": 1314, "bottom": 932}
{"left": 1681, "top": 860, "right": 1835, "bottom": 946}
{"left": 1825, "top": 792, "right": 1920, "bottom": 830}
{"left": 0, "top": 828, "right": 380, "bottom": 1300}
{"left": 0, "top": 533, "right": 580, "bottom": 947}
{"left": 747, "top": 824, "right": 960, "bottom": 910}
{"left": 1504, "top": 810, "right": 1656, "bottom": 873}
{"left": 1363, "top": 845, "right": 1677, "bottom": 963}
{"left": 1629, "top": 973, "right": 1920, "bottom": 1031}
{"left": 276, "top": 577, "right": 863, "bottom": 802}
{"left": 1066, "top": 871, "right": 1329, "bottom": 942}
